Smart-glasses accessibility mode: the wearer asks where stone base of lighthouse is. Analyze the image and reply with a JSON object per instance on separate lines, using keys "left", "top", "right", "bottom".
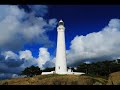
{"left": 41, "top": 70, "right": 85, "bottom": 75}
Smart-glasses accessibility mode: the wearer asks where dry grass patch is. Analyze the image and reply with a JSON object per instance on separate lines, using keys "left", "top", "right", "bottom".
{"left": 107, "top": 71, "right": 120, "bottom": 85}
{"left": 0, "top": 74, "right": 107, "bottom": 85}
{"left": 0, "top": 76, "right": 39, "bottom": 85}
{"left": 33, "top": 75, "right": 99, "bottom": 85}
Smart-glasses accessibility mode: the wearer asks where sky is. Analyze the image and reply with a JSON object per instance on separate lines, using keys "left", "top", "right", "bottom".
{"left": 0, "top": 5, "right": 120, "bottom": 79}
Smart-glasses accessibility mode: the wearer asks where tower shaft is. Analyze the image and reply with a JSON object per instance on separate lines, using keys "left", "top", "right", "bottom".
{"left": 55, "top": 20, "right": 67, "bottom": 74}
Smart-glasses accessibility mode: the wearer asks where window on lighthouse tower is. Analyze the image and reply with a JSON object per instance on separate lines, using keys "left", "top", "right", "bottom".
{"left": 59, "top": 66, "right": 60, "bottom": 69}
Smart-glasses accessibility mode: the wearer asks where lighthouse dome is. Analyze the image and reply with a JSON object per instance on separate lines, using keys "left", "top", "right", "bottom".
{"left": 59, "top": 20, "right": 64, "bottom": 26}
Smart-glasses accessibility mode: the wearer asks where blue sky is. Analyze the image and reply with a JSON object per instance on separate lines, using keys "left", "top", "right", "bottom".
{"left": 1, "top": 5, "right": 120, "bottom": 79}
{"left": 23, "top": 5, "right": 120, "bottom": 57}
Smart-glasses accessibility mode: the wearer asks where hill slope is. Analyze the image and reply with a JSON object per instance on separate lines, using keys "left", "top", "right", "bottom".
{"left": 0, "top": 74, "right": 107, "bottom": 85}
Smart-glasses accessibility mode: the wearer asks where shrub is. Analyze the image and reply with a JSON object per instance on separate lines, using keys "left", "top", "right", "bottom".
{"left": 21, "top": 65, "right": 42, "bottom": 77}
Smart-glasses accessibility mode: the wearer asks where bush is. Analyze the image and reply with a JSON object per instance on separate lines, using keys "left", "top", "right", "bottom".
{"left": 76, "top": 60, "right": 120, "bottom": 77}
{"left": 42, "top": 67, "right": 55, "bottom": 72}
{"left": 21, "top": 65, "right": 42, "bottom": 77}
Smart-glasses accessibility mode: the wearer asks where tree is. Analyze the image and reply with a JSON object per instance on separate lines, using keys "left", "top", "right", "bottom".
{"left": 76, "top": 60, "right": 120, "bottom": 77}
{"left": 21, "top": 65, "right": 42, "bottom": 77}
{"left": 42, "top": 67, "right": 55, "bottom": 72}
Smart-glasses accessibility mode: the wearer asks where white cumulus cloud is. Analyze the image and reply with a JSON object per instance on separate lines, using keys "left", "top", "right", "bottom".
{"left": 1, "top": 47, "right": 54, "bottom": 75}
{"left": 0, "top": 5, "right": 57, "bottom": 51}
{"left": 37, "top": 48, "right": 51, "bottom": 69}
{"left": 1, "top": 51, "right": 19, "bottom": 60}
{"left": 19, "top": 50, "right": 33, "bottom": 60}
{"left": 67, "top": 19, "right": 120, "bottom": 66}
{"left": 0, "top": 5, "right": 57, "bottom": 80}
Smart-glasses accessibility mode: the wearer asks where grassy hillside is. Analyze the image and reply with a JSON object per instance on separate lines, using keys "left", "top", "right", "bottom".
{"left": 0, "top": 71, "right": 120, "bottom": 85}
{"left": 0, "top": 74, "right": 107, "bottom": 85}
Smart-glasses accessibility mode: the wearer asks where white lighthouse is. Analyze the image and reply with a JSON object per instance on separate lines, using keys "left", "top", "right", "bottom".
{"left": 41, "top": 20, "right": 85, "bottom": 75}
{"left": 55, "top": 20, "right": 67, "bottom": 74}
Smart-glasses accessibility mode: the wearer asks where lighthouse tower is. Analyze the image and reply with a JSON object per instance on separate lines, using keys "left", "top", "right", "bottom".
{"left": 41, "top": 20, "right": 85, "bottom": 75}
{"left": 55, "top": 20, "right": 67, "bottom": 74}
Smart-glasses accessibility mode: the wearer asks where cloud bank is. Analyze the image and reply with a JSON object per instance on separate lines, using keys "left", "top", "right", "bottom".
{"left": 0, "top": 5, "right": 56, "bottom": 79}
{"left": 0, "top": 47, "right": 54, "bottom": 79}
{"left": 0, "top": 5, "right": 57, "bottom": 51}
{"left": 67, "top": 19, "right": 120, "bottom": 66}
